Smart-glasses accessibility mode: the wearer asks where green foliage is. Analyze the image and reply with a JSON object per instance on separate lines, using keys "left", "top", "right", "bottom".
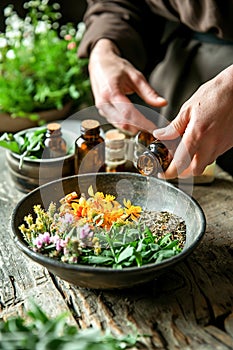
{"left": 0, "top": 1, "right": 91, "bottom": 121}
{"left": 0, "top": 302, "right": 139, "bottom": 349}
{"left": 80, "top": 224, "right": 182, "bottom": 268}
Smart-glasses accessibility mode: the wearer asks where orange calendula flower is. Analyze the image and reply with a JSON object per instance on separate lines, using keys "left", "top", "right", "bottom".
{"left": 62, "top": 186, "right": 142, "bottom": 229}
{"left": 123, "top": 198, "right": 142, "bottom": 221}
{"left": 125, "top": 205, "right": 142, "bottom": 221}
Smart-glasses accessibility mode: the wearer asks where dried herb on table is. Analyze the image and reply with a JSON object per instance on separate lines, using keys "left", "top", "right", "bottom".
{"left": 19, "top": 186, "right": 186, "bottom": 268}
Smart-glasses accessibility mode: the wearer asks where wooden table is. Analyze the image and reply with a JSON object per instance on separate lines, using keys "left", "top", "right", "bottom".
{"left": 0, "top": 148, "right": 233, "bottom": 350}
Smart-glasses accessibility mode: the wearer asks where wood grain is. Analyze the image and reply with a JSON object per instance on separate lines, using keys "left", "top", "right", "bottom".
{"left": 0, "top": 149, "right": 232, "bottom": 350}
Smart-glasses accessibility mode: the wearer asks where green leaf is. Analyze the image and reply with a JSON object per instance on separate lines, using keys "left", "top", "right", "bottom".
{"left": 158, "top": 233, "right": 172, "bottom": 246}
{"left": 0, "top": 302, "right": 139, "bottom": 349}
{"left": 0, "top": 133, "right": 20, "bottom": 153}
{"left": 84, "top": 255, "right": 114, "bottom": 265}
{"left": 116, "top": 245, "right": 134, "bottom": 264}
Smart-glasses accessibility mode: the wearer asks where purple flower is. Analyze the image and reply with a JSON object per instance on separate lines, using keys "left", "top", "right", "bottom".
{"left": 62, "top": 213, "right": 74, "bottom": 224}
{"left": 33, "top": 232, "right": 51, "bottom": 249}
{"left": 50, "top": 234, "right": 68, "bottom": 252}
{"left": 43, "top": 232, "right": 51, "bottom": 244}
{"left": 34, "top": 235, "right": 43, "bottom": 249}
{"left": 79, "top": 224, "right": 93, "bottom": 240}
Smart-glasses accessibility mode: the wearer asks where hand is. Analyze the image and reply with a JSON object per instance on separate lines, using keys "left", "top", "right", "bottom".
{"left": 89, "top": 39, "right": 167, "bottom": 135}
{"left": 153, "top": 65, "right": 233, "bottom": 178}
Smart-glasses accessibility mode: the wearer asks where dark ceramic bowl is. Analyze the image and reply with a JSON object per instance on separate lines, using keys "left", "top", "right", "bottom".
{"left": 6, "top": 127, "right": 76, "bottom": 193}
{"left": 11, "top": 173, "right": 206, "bottom": 289}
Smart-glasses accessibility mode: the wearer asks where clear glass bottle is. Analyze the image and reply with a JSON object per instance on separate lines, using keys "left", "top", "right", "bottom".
{"left": 43, "top": 122, "right": 67, "bottom": 158}
{"left": 105, "top": 129, "right": 138, "bottom": 173}
{"left": 75, "top": 119, "right": 105, "bottom": 174}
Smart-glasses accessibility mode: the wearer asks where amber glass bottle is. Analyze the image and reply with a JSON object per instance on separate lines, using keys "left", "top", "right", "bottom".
{"left": 136, "top": 131, "right": 215, "bottom": 182}
{"left": 75, "top": 119, "right": 105, "bottom": 174}
{"left": 43, "top": 123, "right": 67, "bottom": 158}
{"left": 136, "top": 131, "right": 172, "bottom": 176}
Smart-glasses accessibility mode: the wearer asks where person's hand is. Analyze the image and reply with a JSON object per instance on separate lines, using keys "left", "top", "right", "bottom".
{"left": 89, "top": 39, "right": 167, "bottom": 134}
{"left": 153, "top": 65, "right": 233, "bottom": 178}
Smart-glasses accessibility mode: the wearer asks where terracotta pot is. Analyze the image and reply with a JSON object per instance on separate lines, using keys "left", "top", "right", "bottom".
{"left": 0, "top": 102, "right": 73, "bottom": 133}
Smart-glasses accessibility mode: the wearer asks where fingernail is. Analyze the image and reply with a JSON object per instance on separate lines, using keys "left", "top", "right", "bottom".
{"left": 156, "top": 96, "right": 167, "bottom": 103}
{"left": 153, "top": 128, "right": 165, "bottom": 137}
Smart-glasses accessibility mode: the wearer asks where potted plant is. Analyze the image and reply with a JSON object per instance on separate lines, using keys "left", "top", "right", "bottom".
{"left": 0, "top": 0, "right": 91, "bottom": 132}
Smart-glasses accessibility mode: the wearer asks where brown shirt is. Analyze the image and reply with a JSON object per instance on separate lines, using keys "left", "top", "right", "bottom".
{"left": 78, "top": 0, "right": 233, "bottom": 71}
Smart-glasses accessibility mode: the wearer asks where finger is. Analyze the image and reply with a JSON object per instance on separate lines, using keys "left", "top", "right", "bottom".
{"left": 153, "top": 123, "right": 181, "bottom": 140}
{"left": 99, "top": 103, "right": 140, "bottom": 134}
{"left": 113, "top": 100, "right": 156, "bottom": 133}
{"left": 99, "top": 100, "right": 157, "bottom": 135}
{"left": 161, "top": 139, "right": 193, "bottom": 179}
{"left": 131, "top": 73, "right": 168, "bottom": 107}
{"left": 153, "top": 108, "right": 190, "bottom": 140}
{"left": 162, "top": 133, "right": 217, "bottom": 179}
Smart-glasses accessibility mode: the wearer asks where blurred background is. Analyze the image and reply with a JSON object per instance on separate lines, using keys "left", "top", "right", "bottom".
{"left": 0, "top": 0, "right": 87, "bottom": 31}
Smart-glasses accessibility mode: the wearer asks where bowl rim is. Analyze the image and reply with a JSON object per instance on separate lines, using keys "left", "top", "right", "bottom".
{"left": 8, "top": 150, "right": 75, "bottom": 163}
{"left": 11, "top": 172, "right": 206, "bottom": 273}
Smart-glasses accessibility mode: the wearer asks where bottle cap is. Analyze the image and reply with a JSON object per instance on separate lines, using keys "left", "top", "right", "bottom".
{"left": 105, "top": 129, "right": 125, "bottom": 148}
{"left": 105, "top": 129, "right": 126, "bottom": 165}
{"left": 81, "top": 119, "right": 100, "bottom": 130}
{"left": 47, "top": 123, "right": 61, "bottom": 131}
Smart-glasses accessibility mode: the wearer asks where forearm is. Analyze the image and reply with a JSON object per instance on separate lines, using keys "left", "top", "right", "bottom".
{"left": 78, "top": 0, "right": 165, "bottom": 72}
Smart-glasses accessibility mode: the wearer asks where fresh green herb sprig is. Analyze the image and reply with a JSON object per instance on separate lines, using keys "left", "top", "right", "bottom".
{"left": 78, "top": 224, "right": 182, "bottom": 269}
{"left": 0, "top": 302, "right": 139, "bottom": 350}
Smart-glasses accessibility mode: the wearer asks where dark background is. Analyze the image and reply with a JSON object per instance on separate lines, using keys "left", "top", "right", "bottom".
{"left": 0, "top": 0, "right": 87, "bottom": 31}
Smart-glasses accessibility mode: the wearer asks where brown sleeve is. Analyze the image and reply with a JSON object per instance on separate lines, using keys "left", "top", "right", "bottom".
{"left": 78, "top": 0, "right": 233, "bottom": 70}
{"left": 77, "top": 0, "right": 166, "bottom": 73}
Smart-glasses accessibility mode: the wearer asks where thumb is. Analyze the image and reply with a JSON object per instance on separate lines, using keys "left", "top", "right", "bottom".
{"left": 153, "top": 123, "right": 181, "bottom": 140}
{"left": 153, "top": 112, "right": 189, "bottom": 140}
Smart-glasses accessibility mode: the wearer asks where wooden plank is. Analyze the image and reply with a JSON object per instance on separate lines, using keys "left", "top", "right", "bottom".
{"left": 0, "top": 150, "right": 76, "bottom": 324}
{"left": 1, "top": 147, "right": 233, "bottom": 349}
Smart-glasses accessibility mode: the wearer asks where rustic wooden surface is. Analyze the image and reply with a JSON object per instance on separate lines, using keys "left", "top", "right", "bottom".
{"left": 0, "top": 148, "right": 233, "bottom": 350}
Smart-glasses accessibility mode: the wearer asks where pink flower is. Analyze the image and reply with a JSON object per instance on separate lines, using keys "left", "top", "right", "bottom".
{"left": 34, "top": 236, "right": 43, "bottom": 249}
{"left": 50, "top": 234, "right": 68, "bottom": 252}
{"left": 64, "top": 34, "right": 72, "bottom": 40}
{"left": 43, "top": 232, "right": 51, "bottom": 244}
{"left": 67, "top": 42, "right": 76, "bottom": 50}
{"left": 33, "top": 232, "right": 51, "bottom": 249}
{"left": 79, "top": 224, "right": 93, "bottom": 240}
{"left": 63, "top": 213, "right": 74, "bottom": 224}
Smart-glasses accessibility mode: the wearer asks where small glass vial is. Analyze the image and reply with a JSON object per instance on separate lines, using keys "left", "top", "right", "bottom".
{"left": 105, "top": 129, "right": 138, "bottom": 173}
{"left": 136, "top": 131, "right": 215, "bottom": 183}
{"left": 75, "top": 119, "right": 105, "bottom": 174}
{"left": 135, "top": 131, "right": 172, "bottom": 176}
{"left": 43, "top": 123, "right": 67, "bottom": 158}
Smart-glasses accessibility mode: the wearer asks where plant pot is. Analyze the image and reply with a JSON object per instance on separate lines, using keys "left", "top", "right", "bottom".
{"left": 0, "top": 102, "right": 73, "bottom": 133}
{"left": 6, "top": 126, "right": 77, "bottom": 193}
